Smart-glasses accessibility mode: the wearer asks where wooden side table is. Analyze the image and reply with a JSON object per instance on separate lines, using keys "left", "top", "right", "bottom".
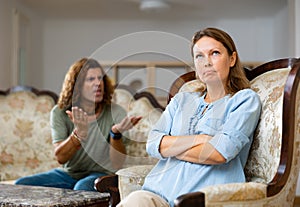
{"left": 0, "top": 184, "right": 109, "bottom": 207}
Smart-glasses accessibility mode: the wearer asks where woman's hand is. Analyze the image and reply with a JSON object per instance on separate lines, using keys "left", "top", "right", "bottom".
{"left": 66, "top": 106, "right": 88, "bottom": 141}
{"left": 112, "top": 115, "right": 142, "bottom": 133}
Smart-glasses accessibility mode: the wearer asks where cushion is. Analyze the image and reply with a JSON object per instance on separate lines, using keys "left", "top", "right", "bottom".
{"left": 245, "top": 68, "right": 289, "bottom": 183}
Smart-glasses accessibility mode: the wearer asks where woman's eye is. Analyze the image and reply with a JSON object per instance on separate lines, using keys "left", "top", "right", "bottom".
{"left": 195, "top": 54, "right": 203, "bottom": 59}
{"left": 86, "top": 77, "right": 94, "bottom": 82}
{"left": 212, "top": 51, "right": 220, "bottom": 56}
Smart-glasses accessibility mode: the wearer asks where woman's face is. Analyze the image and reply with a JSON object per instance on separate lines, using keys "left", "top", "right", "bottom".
{"left": 193, "top": 36, "right": 236, "bottom": 86}
{"left": 81, "top": 68, "right": 104, "bottom": 104}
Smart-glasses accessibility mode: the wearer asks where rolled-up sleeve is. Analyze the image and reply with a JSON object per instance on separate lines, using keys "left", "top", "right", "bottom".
{"left": 209, "top": 89, "right": 261, "bottom": 162}
{"left": 146, "top": 95, "right": 179, "bottom": 159}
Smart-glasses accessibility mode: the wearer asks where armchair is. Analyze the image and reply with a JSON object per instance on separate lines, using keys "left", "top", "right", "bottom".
{"left": 95, "top": 58, "right": 300, "bottom": 207}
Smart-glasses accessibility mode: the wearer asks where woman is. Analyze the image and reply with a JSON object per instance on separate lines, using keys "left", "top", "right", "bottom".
{"left": 117, "top": 27, "right": 262, "bottom": 207}
{"left": 15, "top": 58, "right": 141, "bottom": 191}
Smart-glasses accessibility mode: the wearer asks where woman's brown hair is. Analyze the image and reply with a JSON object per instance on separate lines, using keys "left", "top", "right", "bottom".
{"left": 191, "top": 27, "right": 250, "bottom": 95}
{"left": 57, "top": 57, "right": 114, "bottom": 110}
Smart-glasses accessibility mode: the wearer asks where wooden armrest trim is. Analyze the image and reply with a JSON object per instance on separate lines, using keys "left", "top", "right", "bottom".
{"left": 174, "top": 191, "right": 205, "bottom": 207}
{"left": 94, "top": 175, "right": 120, "bottom": 207}
{"left": 94, "top": 174, "right": 118, "bottom": 192}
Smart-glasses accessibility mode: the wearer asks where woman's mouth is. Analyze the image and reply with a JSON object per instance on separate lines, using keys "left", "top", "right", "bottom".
{"left": 204, "top": 70, "right": 215, "bottom": 76}
{"left": 94, "top": 89, "right": 102, "bottom": 96}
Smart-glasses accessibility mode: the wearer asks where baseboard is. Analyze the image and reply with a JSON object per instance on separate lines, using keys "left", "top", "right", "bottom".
{"left": 295, "top": 196, "right": 300, "bottom": 205}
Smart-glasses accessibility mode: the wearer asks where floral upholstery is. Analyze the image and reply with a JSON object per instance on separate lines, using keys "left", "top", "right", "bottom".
{"left": 0, "top": 90, "right": 59, "bottom": 182}
{"left": 200, "top": 182, "right": 267, "bottom": 202}
{"left": 112, "top": 88, "right": 161, "bottom": 167}
{"left": 114, "top": 66, "right": 300, "bottom": 207}
{"left": 244, "top": 69, "right": 288, "bottom": 184}
{"left": 116, "top": 165, "right": 154, "bottom": 200}
{"left": 178, "top": 79, "right": 205, "bottom": 93}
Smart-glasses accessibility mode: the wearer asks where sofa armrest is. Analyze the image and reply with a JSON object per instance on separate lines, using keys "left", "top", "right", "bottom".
{"left": 174, "top": 182, "right": 267, "bottom": 207}
{"left": 116, "top": 165, "right": 154, "bottom": 200}
{"left": 201, "top": 182, "right": 266, "bottom": 202}
{"left": 94, "top": 174, "right": 120, "bottom": 207}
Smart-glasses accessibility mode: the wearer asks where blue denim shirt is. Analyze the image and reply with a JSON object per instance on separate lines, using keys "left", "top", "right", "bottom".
{"left": 142, "top": 89, "right": 261, "bottom": 207}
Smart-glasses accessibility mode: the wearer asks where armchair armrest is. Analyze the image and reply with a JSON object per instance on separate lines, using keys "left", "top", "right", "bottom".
{"left": 94, "top": 174, "right": 120, "bottom": 207}
{"left": 174, "top": 182, "right": 267, "bottom": 207}
{"left": 174, "top": 191, "right": 205, "bottom": 207}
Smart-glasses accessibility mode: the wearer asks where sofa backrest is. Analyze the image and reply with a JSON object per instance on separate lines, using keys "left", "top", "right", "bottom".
{"left": 112, "top": 85, "right": 164, "bottom": 167}
{"left": 0, "top": 86, "right": 60, "bottom": 181}
{"left": 244, "top": 58, "right": 300, "bottom": 199}
{"left": 244, "top": 68, "right": 288, "bottom": 183}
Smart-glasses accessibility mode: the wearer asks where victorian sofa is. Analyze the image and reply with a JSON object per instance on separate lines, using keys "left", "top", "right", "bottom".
{"left": 0, "top": 84, "right": 163, "bottom": 184}
{"left": 0, "top": 86, "right": 60, "bottom": 183}
{"left": 95, "top": 58, "right": 300, "bottom": 207}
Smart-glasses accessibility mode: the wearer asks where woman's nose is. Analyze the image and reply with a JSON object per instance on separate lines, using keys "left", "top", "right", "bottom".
{"left": 204, "top": 57, "right": 212, "bottom": 67}
{"left": 94, "top": 78, "right": 102, "bottom": 85}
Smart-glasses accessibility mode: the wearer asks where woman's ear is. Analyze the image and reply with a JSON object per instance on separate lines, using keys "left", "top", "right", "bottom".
{"left": 230, "top": 51, "right": 237, "bottom": 67}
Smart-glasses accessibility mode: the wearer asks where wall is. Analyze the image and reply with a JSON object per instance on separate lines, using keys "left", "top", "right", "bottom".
{"left": 0, "top": 0, "right": 14, "bottom": 89}
{"left": 0, "top": 0, "right": 293, "bottom": 93}
{"left": 42, "top": 16, "right": 287, "bottom": 94}
{"left": 295, "top": 0, "right": 300, "bottom": 57}
{"left": 0, "top": 0, "right": 43, "bottom": 89}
